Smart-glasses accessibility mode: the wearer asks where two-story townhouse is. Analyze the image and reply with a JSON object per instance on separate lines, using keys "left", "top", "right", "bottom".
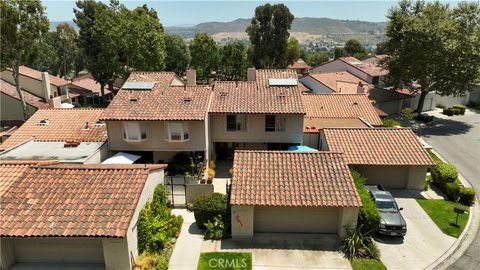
{"left": 208, "top": 78, "right": 305, "bottom": 160}
{"left": 101, "top": 72, "right": 211, "bottom": 163}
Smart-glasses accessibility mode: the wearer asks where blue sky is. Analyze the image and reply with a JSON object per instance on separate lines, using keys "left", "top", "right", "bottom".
{"left": 43, "top": 0, "right": 462, "bottom": 26}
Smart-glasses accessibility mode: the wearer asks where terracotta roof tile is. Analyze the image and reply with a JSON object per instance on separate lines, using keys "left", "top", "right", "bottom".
{"left": 323, "top": 128, "right": 436, "bottom": 166}
{"left": 0, "top": 109, "right": 107, "bottom": 151}
{"left": 304, "top": 117, "right": 368, "bottom": 133}
{"left": 302, "top": 94, "right": 382, "bottom": 126}
{"left": 339, "top": 57, "right": 389, "bottom": 77}
{"left": 101, "top": 85, "right": 212, "bottom": 121}
{"left": 210, "top": 81, "right": 304, "bottom": 114}
{"left": 126, "top": 71, "right": 183, "bottom": 87}
{"left": 309, "top": 72, "right": 370, "bottom": 94}
{"left": 0, "top": 79, "right": 49, "bottom": 109}
{"left": 255, "top": 69, "right": 298, "bottom": 85}
{"left": 69, "top": 76, "right": 114, "bottom": 97}
{"left": 0, "top": 163, "right": 165, "bottom": 237}
{"left": 230, "top": 151, "right": 362, "bottom": 207}
{"left": 288, "top": 59, "right": 311, "bottom": 70}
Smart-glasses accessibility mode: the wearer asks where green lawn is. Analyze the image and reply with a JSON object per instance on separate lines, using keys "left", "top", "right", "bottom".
{"left": 416, "top": 199, "right": 470, "bottom": 238}
{"left": 351, "top": 258, "right": 387, "bottom": 270}
{"left": 198, "top": 252, "right": 252, "bottom": 270}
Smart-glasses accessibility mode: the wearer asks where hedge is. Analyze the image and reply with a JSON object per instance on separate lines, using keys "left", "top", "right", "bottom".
{"left": 459, "top": 187, "right": 476, "bottom": 206}
{"left": 443, "top": 108, "right": 454, "bottom": 116}
{"left": 444, "top": 180, "right": 461, "bottom": 201}
{"left": 431, "top": 162, "right": 458, "bottom": 188}
{"left": 189, "top": 193, "right": 228, "bottom": 229}
{"left": 351, "top": 170, "right": 381, "bottom": 235}
{"left": 452, "top": 104, "right": 466, "bottom": 115}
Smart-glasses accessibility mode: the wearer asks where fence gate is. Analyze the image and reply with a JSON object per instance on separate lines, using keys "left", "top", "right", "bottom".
{"left": 165, "top": 176, "right": 187, "bottom": 207}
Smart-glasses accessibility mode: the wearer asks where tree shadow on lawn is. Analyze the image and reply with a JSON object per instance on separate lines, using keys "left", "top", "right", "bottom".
{"left": 417, "top": 118, "right": 473, "bottom": 137}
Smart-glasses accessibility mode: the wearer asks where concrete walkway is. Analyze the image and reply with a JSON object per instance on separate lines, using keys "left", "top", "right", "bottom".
{"left": 169, "top": 209, "right": 204, "bottom": 270}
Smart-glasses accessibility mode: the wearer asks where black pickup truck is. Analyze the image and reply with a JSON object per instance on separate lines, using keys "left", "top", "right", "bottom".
{"left": 365, "top": 185, "right": 407, "bottom": 237}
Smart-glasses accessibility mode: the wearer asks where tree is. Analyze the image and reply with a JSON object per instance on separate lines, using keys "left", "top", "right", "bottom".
{"left": 189, "top": 33, "right": 219, "bottom": 83}
{"left": 27, "top": 32, "right": 59, "bottom": 74}
{"left": 287, "top": 37, "right": 301, "bottom": 65}
{"left": 382, "top": 0, "right": 480, "bottom": 112}
{"left": 220, "top": 40, "right": 248, "bottom": 81}
{"left": 165, "top": 34, "right": 191, "bottom": 75}
{"left": 246, "top": 3, "right": 294, "bottom": 68}
{"left": 375, "top": 41, "right": 387, "bottom": 55}
{"left": 1, "top": 0, "right": 49, "bottom": 120}
{"left": 334, "top": 47, "right": 347, "bottom": 59}
{"left": 304, "top": 51, "right": 331, "bottom": 67}
{"left": 53, "top": 23, "right": 79, "bottom": 78}
{"left": 344, "top": 39, "right": 366, "bottom": 56}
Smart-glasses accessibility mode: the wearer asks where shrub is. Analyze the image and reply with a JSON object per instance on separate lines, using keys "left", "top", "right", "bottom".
{"left": 452, "top": 104, "right": 466, "bottom": 115}
{"left": 444, "top": 180, "right": 461, "bottom": 201}
{"left": 339, "top": 225, "right": 378, "bottom": 260}
{"left": 459, "top": 187, "right": 476, "bottom": 206}
{"left": 443, "top": 108, "right": 454, "bottom": 116}
{"left": 155, "top": 255, "right": 169, "bottom": 270}
{"left": 401, "top": 107, "right": 418, "bottom": 120}
{"left": 134, "top": 253, "right": 159, "bottom": 270}
{"left": 431, "top": 162, "right": 458, "bottom": 188}
{"left": 415, "top": 114, "right": 434, "bottom": 123}
{"left": 190, "top": 193, "right": 228, "bottom": 229}
{"left": 424, "top": 175, "right": 432, "bottom": 191}
{"left": 427, "top": 149, "right": 442, "bottom": 164}
{"left": 204, "top": 215, "right": 225, "bottom": 240}
{"left": 452, "top": 108, "right": 461, "bottom": 115}
{"left": 382, "top": 118, "right": 400, "bottom": 127}
{"left": 351, "top": 170, "right": 380, "bottom": 235}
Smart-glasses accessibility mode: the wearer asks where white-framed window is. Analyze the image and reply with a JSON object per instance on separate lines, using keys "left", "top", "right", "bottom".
{"left": 167, "top": 122, "right": 190, "bottom": 142}
{"left": 265, "top": 115, "right": 286, "bottom": 132}
{"left": 226, "top": 114, "right": 246, "bottom": 132}
{"left": 123, "top": 122, "right": 147, "bottom": 142}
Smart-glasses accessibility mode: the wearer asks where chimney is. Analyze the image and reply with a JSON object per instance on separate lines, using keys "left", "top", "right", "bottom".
{"left": 357, "top": 81, "right": 365, "bottom": 94}
{"left": 41, "top": 72, "right": 52, "bottom": 100}
{"left": 186, "top": 69, "right": 196, "bottom": 86}
{"left": 247, "top": 67, "right": 256, "bottom": 81}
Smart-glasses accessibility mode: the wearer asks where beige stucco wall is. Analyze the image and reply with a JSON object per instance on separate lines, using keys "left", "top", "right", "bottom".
{"left": 1, "top": 70, "right": 63, "bottom": 100}
{"left": 107, "top": 121, "right": 206, "bottom": 152}
{"left": 353, "top": 165, "right": 428, "bottom": 190}
{"left": 83, "top": 143, "right": 110, "bottom": 164}
{"left": 0, "top": 93, "right": 37, "bottom": 121}
{"left": 209, "top": 114, "right": 304, "bottom": 144}
{"left": 303, "top": 133, "right": 319, "bottom": 149}
{"left": 231, "top": 205, "right": 254, "bottom": 238}
{"left": 0, "top": 238, "right": 15, "bottom": 269}
{"left": 337, "top": 207, "right": 360, "bottom": 237}
{"left": 102, "top": 238, "right": 129, "bottom": 270}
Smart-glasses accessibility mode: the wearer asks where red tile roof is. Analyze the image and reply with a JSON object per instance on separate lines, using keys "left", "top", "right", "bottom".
{"left": 126, "top": 71, "right": 183, "bottom": 87}
{"left": 304, "top": 117, "right": 368, "bottom": 133}
{"left": 0, "top": 79, "right": 49, "bottom": 109}
{"left": 230, "top": 151, "right": 362, "bottom": 207}
{"left": 339, "top": 57, "right": 389, "bottom": 77}
{"left": 69, "top": 76, "right": 114, "bottom": 97}
{"left": 255, "top": 69, "right": 298, "bottom": 85}
{"left": 288, "top": 59, "right": 311, "bottom": 70}
{"left": 309, "top": 72, "right": 370, "bottom": 94}
{"left": 3, "top": 66, "right": 70, "bottom": 87}
{"left": 210, "top": 81, "right": 305, "bottom": 114}
{"left": 301, "top": 94, "right": 382, "bottom": 126}
{"left": 0, "top": 109, "right": 107, "bottom": 151}
{"left": 323, "top": 128, "right": 436, "bottom": 166}
{"left": 0, "top": 163, "right": 166, "bottom": 237}
{"left": 101, "top": 85, "right": 212, "bottom": 121}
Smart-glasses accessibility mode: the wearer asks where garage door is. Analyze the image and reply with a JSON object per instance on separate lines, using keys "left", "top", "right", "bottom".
{"left": 356, "top": 165, "right": 408, "bottom": 189}
{"left": 254, "top": 206, "right": 339, "bottom": 233}
{"left": 14, "top": 238, "right": 105, "bottom": 264}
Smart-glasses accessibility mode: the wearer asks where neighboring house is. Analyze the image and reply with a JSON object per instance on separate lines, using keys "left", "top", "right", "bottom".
{"left": 0, "top": 161, "right": 166, "bottom": 270}
{"left": 369, "top": 87, "right": 416, "bottom": 115}
{"left": 68, "top": 73, "right": 117, "bottom": 104}
{"left": 300, "top": 71, "right": 370, "bottom": 94}
{"left": 100, "top": 71, "right": 210, "bottom": 163}
{"left": 0, "top": 79, "right": 49, "bottom": 121}
{"left": 321, "top": 128, "right": 435, "bottom": 190}
{"left": 0, "top": 109, "right": 108, "bottom": 164}
{"left": 288, "top": 59, "right": 311, "bottom": 77}
{"left": 209, "top": 77, "right": 305, "bottom": 160}
{"left": 230, "top": 150, "right": 361, "bottom": 238}
{"left": 310, "top": 56, "right": 388, "bottom": 86}
{"left": 435, "top": 84, "right": 480, "bottom": 108}
{"left": 301, "top": 94, "right": 383, "bottom": 149}
{"left": 0, "top": 66, "right": 72, "bottom": 110}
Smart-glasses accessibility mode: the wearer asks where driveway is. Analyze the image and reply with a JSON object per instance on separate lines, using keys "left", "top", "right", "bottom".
{"left": 374, "top": 193, "right": 456, "bottom": 270}
{"left": 202, "top": 233, "right": 351, "bottom": 269}
{"left": 417, "top": 110, "right": 480, "bottom": 269}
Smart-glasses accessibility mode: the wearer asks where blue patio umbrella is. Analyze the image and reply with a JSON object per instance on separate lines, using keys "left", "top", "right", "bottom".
{"left": 287, "top": 145, "right": 319, "bottom": 152}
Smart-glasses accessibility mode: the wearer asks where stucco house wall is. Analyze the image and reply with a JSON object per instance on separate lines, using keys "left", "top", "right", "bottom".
{"left": 0, "top": 93, "right": 38, "bottom": 121}
{"left": 353, "top": 165, "right": 428, "bottom": 190}
{"left": 83, "top": 143, "right": 110, "bottom": 164}
{"left": 0, "top": 70, "right": 65, "bottom": 100}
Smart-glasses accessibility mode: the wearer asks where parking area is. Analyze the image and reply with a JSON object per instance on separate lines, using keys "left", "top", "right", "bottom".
{"left": 202, "top": 233, "right": 351, "bottom": 270}
{"left": 374, "top": 191, "right": 456, "bottom": 270}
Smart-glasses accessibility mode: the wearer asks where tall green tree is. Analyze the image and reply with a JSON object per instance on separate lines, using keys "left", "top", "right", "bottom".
{"left": 246, "top": 3, "right": 294, "bottom": 68}
{"left": 27, "top": 32, "right": 59, "bottom": 75}
{"left": 165, "top": 34, "right": 191, "bottom": 75}
{"left": 287, "top": 37, "right": 301, "bottom": 65}
{"left": 382, "top": 0, "right": 480, "bottom": 112}
{"left": 1, "top": 0, "right": 49, "bottom": 120}
{"left": 220, "top": 40, "right": 248, "bottom": 81}
{"left": 189, "top": 33, "right": 219, "bottom": 83}
{"left": 344, "top": 39, "right": 366, "bottom": 56}
{"left": 53, "top": 23, "right": 79, "bottom": 78}
{"left": 304, "top": 51, "right": 331, "bottom": 67}
{"left": 334, "top": 47, "right": 347, "bottom": 59}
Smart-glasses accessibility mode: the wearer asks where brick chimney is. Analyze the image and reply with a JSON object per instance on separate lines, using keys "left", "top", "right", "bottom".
{"left": 247, "top": 67, "right": 256, "bottom": 82}
{"left": 186, "top": 69, "right": 196, "bottom": 86}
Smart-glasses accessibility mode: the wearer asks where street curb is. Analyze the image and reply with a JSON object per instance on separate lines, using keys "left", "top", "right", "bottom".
{"left": 424, "top": 149, "right": 480, "bottom": 270}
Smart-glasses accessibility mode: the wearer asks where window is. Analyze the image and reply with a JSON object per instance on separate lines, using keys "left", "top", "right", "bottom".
{"left": 123, "top": 122, "right": 147, "bottom": 142}
{"left": 167, "top": 122, "right": 190, "bottom": 142}
{"left": 265, "top": 115, "right": 286, "bottom": 132}
{"left": 226, "top": 115, "right": 246, "bottom": 131}
{"left": 372, "top": 76, "right": 380, "bottom": 85}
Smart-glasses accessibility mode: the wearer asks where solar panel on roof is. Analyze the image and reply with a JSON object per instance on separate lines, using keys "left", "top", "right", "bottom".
{"left": 122, "top": 81, "right": 155, "bottom": 90}
{"left": 268, "top": 78, "right": 297, "bottom": 86}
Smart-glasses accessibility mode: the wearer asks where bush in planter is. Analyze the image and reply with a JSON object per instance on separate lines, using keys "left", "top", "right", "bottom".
{"left": 189, "top": 193, "right": 228, "bottom": 229}
{"left": 443, "top": 108, "right": 454, "bottom": 116}
{"left": 351, "top": 170, "right": 381, "bottom": 235}
{"left": 431, "top": 162, "right": 458, "bottom": 188}
{"left": 381, "top": 118, "right": 400, "bottom": 127}
{"left": 444, "top": 180, "right": 461, "bottom": 201}
{"left": 452, "top": 104, "right": 466, "bottom": 115}
{"left": 204, "top": 215, "right": 225, "bottom": 240}
{"left": 452, "top": 108, "right": 461, "bottom": 115}
{"left": 339, "top": 225, "right": 378, "bottom": 260}
{"left": 459, "top": 187, "right": 476, "bottom": 206}
{"left": 400, "top": 107, "right": 418, "bottom": 120}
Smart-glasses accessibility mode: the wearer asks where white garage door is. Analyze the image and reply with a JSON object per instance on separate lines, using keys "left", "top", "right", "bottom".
{"left": 355, "top": 165, "right": 408, "bottom": 189}
{"left": 254, "top": 206, "right": 339, "bottom": 234}
{"left": 14, "top": 238, "right": 105, "bottom": 264}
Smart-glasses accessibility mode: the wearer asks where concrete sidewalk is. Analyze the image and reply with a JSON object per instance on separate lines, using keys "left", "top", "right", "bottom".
{"left": 169, "top": 209, "right": 204, "bottom": 270}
